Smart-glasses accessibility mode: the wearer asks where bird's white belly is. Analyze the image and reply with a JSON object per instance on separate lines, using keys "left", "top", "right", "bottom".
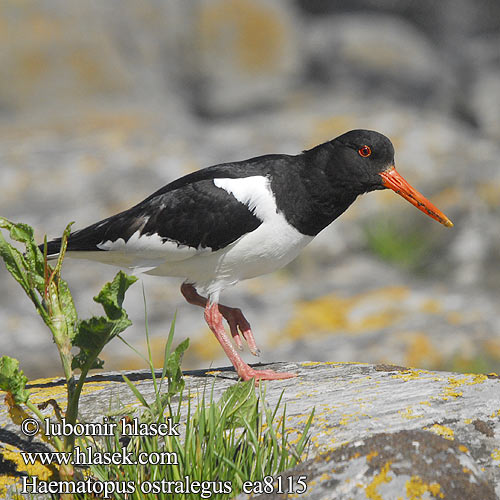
{"left": 219, "top": 219, "right": 313, "bottom": 281}
{"left": 147, "top": 218, "right": 312, "bottom": 297}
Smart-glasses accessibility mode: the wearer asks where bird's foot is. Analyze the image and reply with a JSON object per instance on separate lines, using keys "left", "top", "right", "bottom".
{"left": 237, "top": 365, "right": 297, "bottom": 383}
{"left": 203, "top": 302, "right": 295, "bottom": 384}
{"left": 218, "top": 304, "right": 260, "bottom": 356}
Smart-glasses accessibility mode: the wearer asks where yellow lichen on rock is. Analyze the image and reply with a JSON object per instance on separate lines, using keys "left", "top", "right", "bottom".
{"left": 441, "top": 373, "right": 489, "bottom": 400}
{"left": 424, "top": 424, "right": 454, "bottom": 440}
{"left": 391, "top": 368, "right": 430, "bottom": 382}
{"left": 0, "top": 442, "right": 54, "bottom": 497}
{"left": 405, "top": 475, "right": 444, "bottom": 500}
{"left": 398, "top": 407, "right": 424, "bottom": 420}
{"left": 365, "top": 461, "right": 393, "bottom": 500}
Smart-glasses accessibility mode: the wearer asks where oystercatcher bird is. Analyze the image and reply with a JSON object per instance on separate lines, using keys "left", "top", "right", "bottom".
{"left": 41, "top": 130, "right": 453, "bottom": 381}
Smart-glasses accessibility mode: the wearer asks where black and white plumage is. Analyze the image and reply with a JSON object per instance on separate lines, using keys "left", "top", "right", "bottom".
{"left": 42, "top": 130, "right": 453, "bottom": 381}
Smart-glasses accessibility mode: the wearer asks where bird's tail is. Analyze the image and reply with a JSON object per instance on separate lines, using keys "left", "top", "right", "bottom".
{"left": 38, "top": 215, "right": 120, "bottom": 260}
{"left": 38, "top": 239, "right": 63, "bottom": 260}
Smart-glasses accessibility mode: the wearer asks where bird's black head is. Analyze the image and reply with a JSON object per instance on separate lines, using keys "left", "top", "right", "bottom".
{"left": 306, "top": 129, "right": 453, "bottom": 227}
{"left": 329, "top": 129, "right": 395, "bottom": 193}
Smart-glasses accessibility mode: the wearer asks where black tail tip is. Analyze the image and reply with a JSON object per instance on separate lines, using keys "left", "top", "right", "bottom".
{"left": 38, "top": 239, "right": 62, "bottom": 257}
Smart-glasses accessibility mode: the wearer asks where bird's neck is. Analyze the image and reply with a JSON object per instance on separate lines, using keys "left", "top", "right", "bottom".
{"left": 271, "top": 148, "right": 359, "bottom": 237}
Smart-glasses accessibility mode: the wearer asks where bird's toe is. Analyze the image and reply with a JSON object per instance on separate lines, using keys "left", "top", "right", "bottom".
{"left": 238, "top": 366, "right": 297, "bottom": 383}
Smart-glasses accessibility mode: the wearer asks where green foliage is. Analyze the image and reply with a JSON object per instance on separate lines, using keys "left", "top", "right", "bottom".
{"left": 217, "top": 378, "right": 258, "bottom": 429}
{"left": 0, "top": 356, "right": 29, "bottom": 404}
{"left": 161, "top": 337, "right": 189, "bottom": 398}
{"left": 94, "top": 271, "right": 138, "bottom": 320}
{"left": 0, "top": 217, "right": 78, "bottom": 345}
{"left": 0, "top": 217, "right": 137, "bottom": 462}
{"left": 0, "top": 218, "right": 137, "bottom": 377}
{"left": 72, "top": 271, "right": 137, "bottom": 371}
{"left": 0, "top": 220, "right": 44, "bottom": 294}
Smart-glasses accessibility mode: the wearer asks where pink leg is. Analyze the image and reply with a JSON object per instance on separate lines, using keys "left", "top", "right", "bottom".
{"left": 204, "top": 301, "right": 297, "bottom": 382}
{"left": 180, "top": 282, "right": 259, "bottom": 356}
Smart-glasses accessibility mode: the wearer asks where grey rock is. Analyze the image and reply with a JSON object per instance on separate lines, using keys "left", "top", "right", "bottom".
{"left": 243, "top": 430, "right": 496, "bottom": 500}
{"left": 297, "top": 0, "right": 500, "bottom": 42}
{"left": 471, "top": 67, "right": 500, "bottom": 141}
{"left": 1, "top": 0, "right": 500, "bottom": 391}
{"left": 305, "top": 13, "right": 456, "bottom": 110}
{"left": 1, "top": 362, "right": 500, "bottom": 499}
{"left": 179, "top": 0, "right": 303, "bottom": 116}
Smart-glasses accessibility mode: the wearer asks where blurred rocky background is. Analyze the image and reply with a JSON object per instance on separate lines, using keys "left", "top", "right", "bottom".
{"left": 1, "top": 0, "right": 499, "bottom": 379}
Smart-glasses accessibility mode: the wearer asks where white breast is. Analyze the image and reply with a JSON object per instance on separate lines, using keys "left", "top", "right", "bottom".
{"left": 213, "top": 176, "right": 312, "bottom": 276}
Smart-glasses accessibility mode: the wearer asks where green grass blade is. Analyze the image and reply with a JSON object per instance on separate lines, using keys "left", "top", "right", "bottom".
{"left": 122, "top": 374, "right": 150, "bottom": 409}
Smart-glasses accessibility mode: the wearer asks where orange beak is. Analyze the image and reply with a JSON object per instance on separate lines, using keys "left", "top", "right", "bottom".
{"left": 379, "top": 166, "right": 453, "bottom": 228}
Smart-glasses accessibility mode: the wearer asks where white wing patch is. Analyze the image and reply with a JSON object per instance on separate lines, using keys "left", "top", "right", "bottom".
{"left": 92, "top": 230, "right": 203, "bottom": 269}
{"left": 213, "top": 176, "right": 277, "bottom": 221}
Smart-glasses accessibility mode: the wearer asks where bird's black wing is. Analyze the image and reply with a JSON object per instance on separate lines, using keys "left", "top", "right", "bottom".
{"left": 133, "top": 177, "right": 263, "bottom": 251}
{"left": 42, "top": 169, "right": 266, "bottom": 256}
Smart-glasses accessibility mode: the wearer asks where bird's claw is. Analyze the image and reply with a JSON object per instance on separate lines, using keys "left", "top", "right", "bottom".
{"left": 219, "top": 305, "right": 260, "bottom": 357}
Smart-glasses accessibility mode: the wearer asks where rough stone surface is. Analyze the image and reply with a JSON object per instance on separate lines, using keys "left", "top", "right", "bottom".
{"left": 1, "top": 362, "right": 500, "bottom": 499}
{"left": 244, "top": 430, "right": 497, "bottom": 500}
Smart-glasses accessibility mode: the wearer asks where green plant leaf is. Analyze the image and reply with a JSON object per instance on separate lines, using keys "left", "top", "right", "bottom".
{"left": 0, "top": 218, "right": 46, "bottom": 283}
{"left": 163, "top": 338, "right": 189, "bottom": 397}
{"left": 71, "top": 315, "right": 132, "bottom": 370}
{"left": 71, "top": 351, "right": 105, "bottom": 371}
{"left": 161, "top": 311, "right": 177, "bottom": 380}
{"left": 122, "top": 374, "right": 150, "bottom": 409}
{"left": 94, "top": 271, "right": 138, "bottom": 320}
{"left": 78, "top": 315, "right": 133, "bottom": 346}
{"left": 0, "top": 356, "right": 29, "bottom": 404}
{"left": 218, "top": 379, "right": 258, "bottom": 429}
{"left": 56, "top": 279, "right": 79, "bottom": 340}
{"left": 0, "top": 224, "right": 31, "bottom": 295}
{"left": 0, "top": 219, "right": 78, "bottom": 337}
{"left": 71, "top": 271, "right": 137, "bottom": 371}
{"left": 7, "top": 221, "right": 34, "bottom": 243}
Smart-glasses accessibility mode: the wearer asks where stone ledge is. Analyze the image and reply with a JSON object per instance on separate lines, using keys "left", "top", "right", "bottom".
{"left": 1, "top": 362, "right": 499, "bottom": 499}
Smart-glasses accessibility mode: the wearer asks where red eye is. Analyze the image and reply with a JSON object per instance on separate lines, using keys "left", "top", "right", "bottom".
{"left": 358, "top": 145, "right": 371, "bottom": 157}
